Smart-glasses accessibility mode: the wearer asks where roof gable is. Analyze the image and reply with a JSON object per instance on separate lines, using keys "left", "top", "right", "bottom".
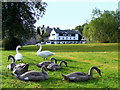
{"left": 54, "top": 29, "right": 78, "bottom": 34}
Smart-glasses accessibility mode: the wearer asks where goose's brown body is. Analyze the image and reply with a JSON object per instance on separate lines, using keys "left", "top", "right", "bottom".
{"left": 13, "top": 64, "right": 49, "bottom": 81}
{"left": 36, "top": 58, "right": 57, "bottom": 68}
{"left": 17, "top": 70, "right": 49, "bottom": 81}
{"left": 62, "top": 66, "right": 101, "bottom": 82}
{"left": 47, "top": 60, "right": 67, "bottom": 71}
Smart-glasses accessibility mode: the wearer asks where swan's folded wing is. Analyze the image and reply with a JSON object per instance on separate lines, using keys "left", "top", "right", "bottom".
{"left": 41, "top": 51, "right": 56, "bottom": 55}
{"left": 15, "top": 53, "right": 22, "bottom": 60}
{"left": 37, "top": 52, "right": 47, "bottom": 57}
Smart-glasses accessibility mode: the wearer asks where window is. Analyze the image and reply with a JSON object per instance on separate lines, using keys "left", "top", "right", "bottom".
{"left": 71, "top": 34, "right": 75, "bottom": 36}
{"left": 63, "top": 34, "right": 67, "bottom": 36}
{"left": 52, "top": 34, "right": 55, "bottom": 36}
{"left": 68, "top": 34, "right": 71, "bottom": 36}
{"left": 59, "top": 34, "right": 63, "bottom": 36}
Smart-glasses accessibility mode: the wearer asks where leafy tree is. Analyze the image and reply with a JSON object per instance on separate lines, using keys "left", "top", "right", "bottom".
{"left": 43, "top": 32, "right": 50, "bottom": 37}
{"left": 82, "top": 25, "right": 91, "bottom": 42}
{"left": 83, "top": 9, "right": 119, "bottom": 43}
{"left": 37, "top": 26, "right": 45, "bottom": 42}
{"left": 92, "top": 8, "right": 102, "bottom": 19}
{"left": 2, "top": 2, "right": 47, "bottom": 50}
{"left": 37, "top": 25, "right": 50, "bottom": 42}
{"left": 74, "top": 23, "right": 88, "bottom": 34}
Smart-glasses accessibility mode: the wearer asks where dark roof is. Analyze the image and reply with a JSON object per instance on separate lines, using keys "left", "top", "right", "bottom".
{"left": 54, "top": 29, "right": 78, "bottom": 34}
{"left": 46, "top": 27, "right": 53, "bottom": 33}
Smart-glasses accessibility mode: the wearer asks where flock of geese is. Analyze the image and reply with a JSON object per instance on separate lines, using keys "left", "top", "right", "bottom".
{"left": 7, "top": 44, "right": 101, "bottom": 82}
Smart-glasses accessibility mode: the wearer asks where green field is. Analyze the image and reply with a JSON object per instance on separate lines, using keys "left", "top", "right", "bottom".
{"left": 1, "top": 43, "right": 119, "bottom": 88}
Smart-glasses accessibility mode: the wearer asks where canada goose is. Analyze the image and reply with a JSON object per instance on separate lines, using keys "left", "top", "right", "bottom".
{"left": 14, "top": 45, "right": 23, "bottom": 62}
{"left": 7, "top": 55, "right": 17, "bottom": 71}
{"left": 61, "top": 66, "right": 101, "bottom": 82}
{"left": 47, "top": 60, "right": 67, "bottom": 71}
{"left": 13, "top": 63, "right": 29, "bottom": 75}
{"left": 36, "top": 43, "right": 56, "bottom": 60}
{"left": 13, "top": 65, "right": 49, "bottom": 81}
{"left": 36, "top": 57, "right": 57, "bottom": 68}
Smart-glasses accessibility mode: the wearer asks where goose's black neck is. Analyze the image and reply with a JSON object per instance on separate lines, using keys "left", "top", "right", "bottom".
{"left": 60, "top": 61, "right": 67, "bottom": 68}
{"left": 8, "top": 55, "right": 15, "bottom": 63}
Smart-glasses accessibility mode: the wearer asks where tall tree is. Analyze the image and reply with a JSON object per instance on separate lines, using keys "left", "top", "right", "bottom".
{"left": 74, "top": 23, "right": 88, "bottom": 34}
{"left": 83, "top": 9, "right": 119, "bottom": 43}
{"left": 37, "top": 26, "right": 45, "bottom": 42}
{"left": 2, "top": 1, "right": 47, "bottom": 50}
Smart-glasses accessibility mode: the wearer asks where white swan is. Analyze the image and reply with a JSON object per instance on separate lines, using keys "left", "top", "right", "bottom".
{"left": 36, "top": 43, "right": 56, "bottom": 60}
{"left": 14, "top": 45, "right": 23, "bottom": 62}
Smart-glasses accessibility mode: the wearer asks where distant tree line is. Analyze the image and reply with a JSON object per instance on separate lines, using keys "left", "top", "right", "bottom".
{"left": 75, "top": 8, "right": 120, "bottom": 43}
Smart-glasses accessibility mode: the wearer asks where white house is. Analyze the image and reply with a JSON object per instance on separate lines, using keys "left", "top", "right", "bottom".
{"left": 49, "top": 28, "right": 83, "bottom": 44}
{"left": 24, "top": 26, "right": 86, "bottom": 45}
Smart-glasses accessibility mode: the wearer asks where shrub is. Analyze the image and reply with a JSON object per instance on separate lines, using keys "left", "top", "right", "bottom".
{"left": 3, "top": 37, "right": 21, "bottom": 50}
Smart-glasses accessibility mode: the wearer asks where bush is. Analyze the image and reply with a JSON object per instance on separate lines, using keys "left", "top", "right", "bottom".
{"left": 3, "top": 37, "right": 21, "bottom": 50}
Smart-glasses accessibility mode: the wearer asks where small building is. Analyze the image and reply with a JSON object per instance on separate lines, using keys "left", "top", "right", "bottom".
{"left": 48, "top": 28, "right": 83, "bottom": 44}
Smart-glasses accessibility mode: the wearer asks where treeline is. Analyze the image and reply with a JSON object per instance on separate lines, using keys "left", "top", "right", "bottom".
{"left": 75, "top": 8, "right": 120, "bottom": 43}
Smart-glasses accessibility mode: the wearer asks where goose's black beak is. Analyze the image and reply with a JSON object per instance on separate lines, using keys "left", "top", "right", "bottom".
{"left": 98, "top": 70, "right": 102, "bottom": 76}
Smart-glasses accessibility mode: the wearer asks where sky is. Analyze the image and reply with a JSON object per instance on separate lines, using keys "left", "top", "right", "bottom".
{"left": 34, "top": 0, "right": 119, "bottom": 30}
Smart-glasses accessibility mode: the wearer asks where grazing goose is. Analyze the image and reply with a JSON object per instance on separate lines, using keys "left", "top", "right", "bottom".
{"left": 14, "top": 45, "right": 23, "bottom": 62}
{"left": 36, "top": 57, "right": 57, "bottom": 68}
{"left": 13, "top": 65, "right": 49, "bottom": 81}
{"left": 12, "top": 63, "right": 29, "bottom": 75}
{"left": 7, "top": 55, "right": 17, "bottom": 71}
{"left": 61, "top": 66, "right": 101, "bottom": 82}
{"left": 47, "top": 60, "right": 67, "bottom": 71}
{"left": 36, "top": 43, "right": 56, "bottom": 60}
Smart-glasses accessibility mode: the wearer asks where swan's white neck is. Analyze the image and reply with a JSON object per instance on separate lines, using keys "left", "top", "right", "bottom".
{"left": 37, "top": 44, "right": 42, "bottom": 52}
{"left": 16, "top": 47, "right": 20, "bottom": 54}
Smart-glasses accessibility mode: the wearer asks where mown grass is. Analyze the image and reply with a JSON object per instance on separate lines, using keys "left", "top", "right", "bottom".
{"left": 1, "top": 43, "right": 119, "bottom": 88}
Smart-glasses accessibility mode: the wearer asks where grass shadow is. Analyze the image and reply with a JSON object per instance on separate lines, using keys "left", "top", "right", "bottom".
{"left": 2, "top": 70, "right": 15, "bottom": 79}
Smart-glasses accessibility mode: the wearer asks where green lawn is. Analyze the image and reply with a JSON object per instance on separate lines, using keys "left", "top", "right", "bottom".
{"left": 1, "top": 43, "right": 119, "bottom": 88}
